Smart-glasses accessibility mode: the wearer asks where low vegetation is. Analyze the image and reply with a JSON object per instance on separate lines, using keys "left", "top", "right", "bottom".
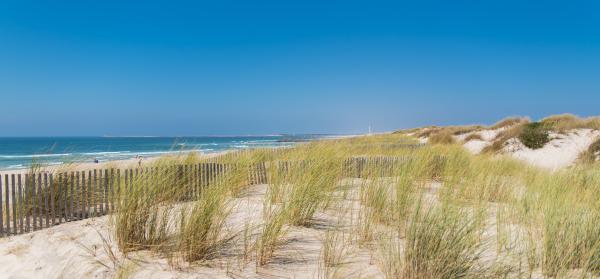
{"left": 580, "top": 137, "right": 600, "bottom": 164}
{"left": 519, "top": 122, "right": 550, "bottom": 149}
{"left": 27, "top": 129, "right": 594, "bottom": 278}
{"left": 482, "top": 123, "right": 527, "bottom": 153}
{"left": 541, "top": 114, "right": 600, "bottom": 132}
{"left": 401, "top": 114, "right": 599, "bottom": 156}
{"left": 428, "top": 130, "right": 456, "bottom": 145}
{"left": 481, "top": 114, "right": 600, "bottom": 153}
{"left": 463, "top": 133, "right": 483, "bottom": 142}
{"left": 489, "top": 116, "right": 530, "bottom": 130}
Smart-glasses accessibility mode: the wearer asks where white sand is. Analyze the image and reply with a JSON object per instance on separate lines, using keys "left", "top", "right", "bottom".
{"left": 1, "top": 127, "right": 597, "bottom": 278}
{"left": 454, "top": 128, "right": 504, "bottom": 154}
{"left": 0, "top": 182, "right": 383, "bottom": 279}
{"left": 463, "top": 140, "right": 490, "bottom": 154}
{"left": 502, "top": 129, "right": 600, "bottom": 170}
{"left": 422, "top": 125, "right": 599, "bottom": 169}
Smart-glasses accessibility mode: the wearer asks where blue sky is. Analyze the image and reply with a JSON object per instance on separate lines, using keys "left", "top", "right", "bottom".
{"left": 1, "top": 1, "right": 599, "bottom": 136}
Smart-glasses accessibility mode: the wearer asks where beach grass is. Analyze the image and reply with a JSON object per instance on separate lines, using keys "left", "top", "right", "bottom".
{"left": 90, "top": 132, "right": 600, "bottom": 277}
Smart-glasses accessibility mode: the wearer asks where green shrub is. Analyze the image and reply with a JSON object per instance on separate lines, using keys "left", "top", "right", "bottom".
{"left": 519, "top": 122, "right": 550, "bottom": 149}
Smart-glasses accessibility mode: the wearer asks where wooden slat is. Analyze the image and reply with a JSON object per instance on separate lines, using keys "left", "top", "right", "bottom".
{"left": 183, "top": 165, "right": 187, "bottom": 199}
{"left": 61, "top": 173, "right": 66, "bottom": 222}
{"left": 69, "top": 172, "right": 75, "bottom": 222}
{"left": 119, "top": 169, "right": 129, "bottom": 207}
{"left": 110, "top": 169, "right": 115, "bottom": 213}
{"left": 4, "top": 174, "right": 9, "bottom": 234}
{"left": 31, "top": 174, "right": 36, "bottom": 229}
{"left": 194, "top": 164, "right": 199, "bottom": 199}
{"left": 200, "top": 163, "right": 204, "bottom": 196}
{"left": 87, "top": 170, "right": 92, "bottom": 217}
{"left": 200, "top": 163, "right": 205, "bottom": 188}
{"left": 64, "top": 172, "right": 69, "bottom": 222}
{"left": 206, "top": 163, "right": 210, "bottom": 186}
{"left": 81, "top": 171, "right": 87, "bottom": 219}
{"left": 44, "top": 173, "right": 49, "bottom": 228}
{"left": 105, "top": 169, "right": 110, "bottom": 213}
{"left": 37, "top": 173, "right": 43, "bottom": 228}
{"left": 93, "top": 170, "right": 97, "bottom": 216}
{"left": 32, "top": 174, "right": 37, "bottom": 231}
{"left": 0, "top": 174, "right": 4, "bottom": 237}
{"left": 98, "top": 170, "right": 103, "bottom": 215}
{"left": 206, "top": 162, "right": 210, "bottom": 186}
{"left": 192, "top": 164, "right": 196, "bottom": 198}
{"left": 17, "top": 175, "right": 23, "bottom": 233}
{"left": 206, "top": 163, "right": 211, "bottom": 186}
{"left": 211, "top": 162, "right": 215, "bottom": 185}
{"left": 10, "top": 174, "right": 16, "bottom": 234}
{"left": 49, "top": 174, "right": 54, "bottom": 227}
{"left": 25, "top": 174, "right": 30, "bottom": 231}
{"left": 115, "top": 169, "right": 120, "bottom": 212}
{"left": 200, "top": 162, "right": 208, "bottom": 188}
{"left": 62, "top": 172, "right": 68, "bottom": 222}
{"left": 59, "top": 173, "right": 65, "bottom": 224}
{"left": 104, "top": 169, "right": 109, "bottom": 215}
{"left": 56, "top": 173, "right": 62, "bottom": 225}
{"left": 185, "top": 165, "right": 190, "bottom": 199}
{"left": 189, "top": 165, "right": 193, "bottom": 198}
{"left": 76, "top": 171, "right": 81, "bottom": 220}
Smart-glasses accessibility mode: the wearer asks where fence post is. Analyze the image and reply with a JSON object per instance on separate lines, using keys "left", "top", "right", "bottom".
{"left": 69, "top": 172, "right": 75, "bottom": 222}
{"left": 93, "top": 170, "right": 98, "bottom": 216}
{"left": 36, "top": 173, "right": 42, "bottom": 229}
{"left": 4, "top": 174, "right": 9, "bottom": 234}
{"left": 115, "top": 169, "right": 120, "bottom": 212}
{"left": 80, "top": 171, "right": 85, "bottom": 220}
{"left": 109, "top": 169, "right": 114, "bottom": 213}
{"left": 43, "top": 173, "right": 49, "bottom": 228}
{"left": 86, "top": 171, "right": 91, "bottom": 218}
{"left": 49, "top": 174, "right": 54, "bottom": 227}
{"left": 104, "top": 169, "right": 109, "bottom": 216}
{"left": 9, "top": 174, "right": 15, "bottom": 234}
{"left": 0, "top": 174, "right": 3, "bottom": 237}
{"left": 57, "top": 173, "right": 62, "bottom": 224}
{"left": 18, "top": 174, "right": 23, "bottom": 233}
{"left": 32, "top": 174, "right": 38, "bottom": 230}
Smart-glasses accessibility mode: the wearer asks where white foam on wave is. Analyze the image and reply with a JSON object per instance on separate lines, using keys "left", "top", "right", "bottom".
{"left": 0, "top": 153, "right": 72, "bottom": 159}
{"left": 81, "top": 151, "right": 131, "bottom": 155}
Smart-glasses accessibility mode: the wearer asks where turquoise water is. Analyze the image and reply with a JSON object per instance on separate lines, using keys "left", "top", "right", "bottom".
{"left": 0, "top": 135, "right": 326, "bottom": 170}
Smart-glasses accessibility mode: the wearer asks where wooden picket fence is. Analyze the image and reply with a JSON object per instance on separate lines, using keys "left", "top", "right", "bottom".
{"left": 0, "top": 154, "right": 440, "bottom": 238}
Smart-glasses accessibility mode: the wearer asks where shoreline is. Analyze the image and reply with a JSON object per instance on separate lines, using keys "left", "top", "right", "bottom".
{"left": 0, "top": 134, "right": 366, "bottom": 174}
{"left": 0, "top": 150, "right": 231, "bottom": 176}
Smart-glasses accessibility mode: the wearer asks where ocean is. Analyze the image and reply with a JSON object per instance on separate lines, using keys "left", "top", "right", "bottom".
{"left": 0, "top": 135, "right": 328, "bottom": 170}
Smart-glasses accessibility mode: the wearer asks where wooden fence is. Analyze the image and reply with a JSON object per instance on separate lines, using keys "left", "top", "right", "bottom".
{"left": 0, "top": 155, "right": 439, "bottom": 238}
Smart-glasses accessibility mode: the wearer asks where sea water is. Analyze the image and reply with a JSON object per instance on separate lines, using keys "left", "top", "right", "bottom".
{"left": 0, "top": 135, "right": 327, "bottom": 170}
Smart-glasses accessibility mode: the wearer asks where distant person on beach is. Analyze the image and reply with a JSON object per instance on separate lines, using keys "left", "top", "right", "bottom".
{"left": 94, "top": 158, "right": 99, "bottom": 163}
{"left": 138, "top": 156, "right": 143, "bottom": 166}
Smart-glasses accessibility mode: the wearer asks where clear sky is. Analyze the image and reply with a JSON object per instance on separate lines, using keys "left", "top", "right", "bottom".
{"left": 1, "top": 1, "right": 599, "bottom": 136}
